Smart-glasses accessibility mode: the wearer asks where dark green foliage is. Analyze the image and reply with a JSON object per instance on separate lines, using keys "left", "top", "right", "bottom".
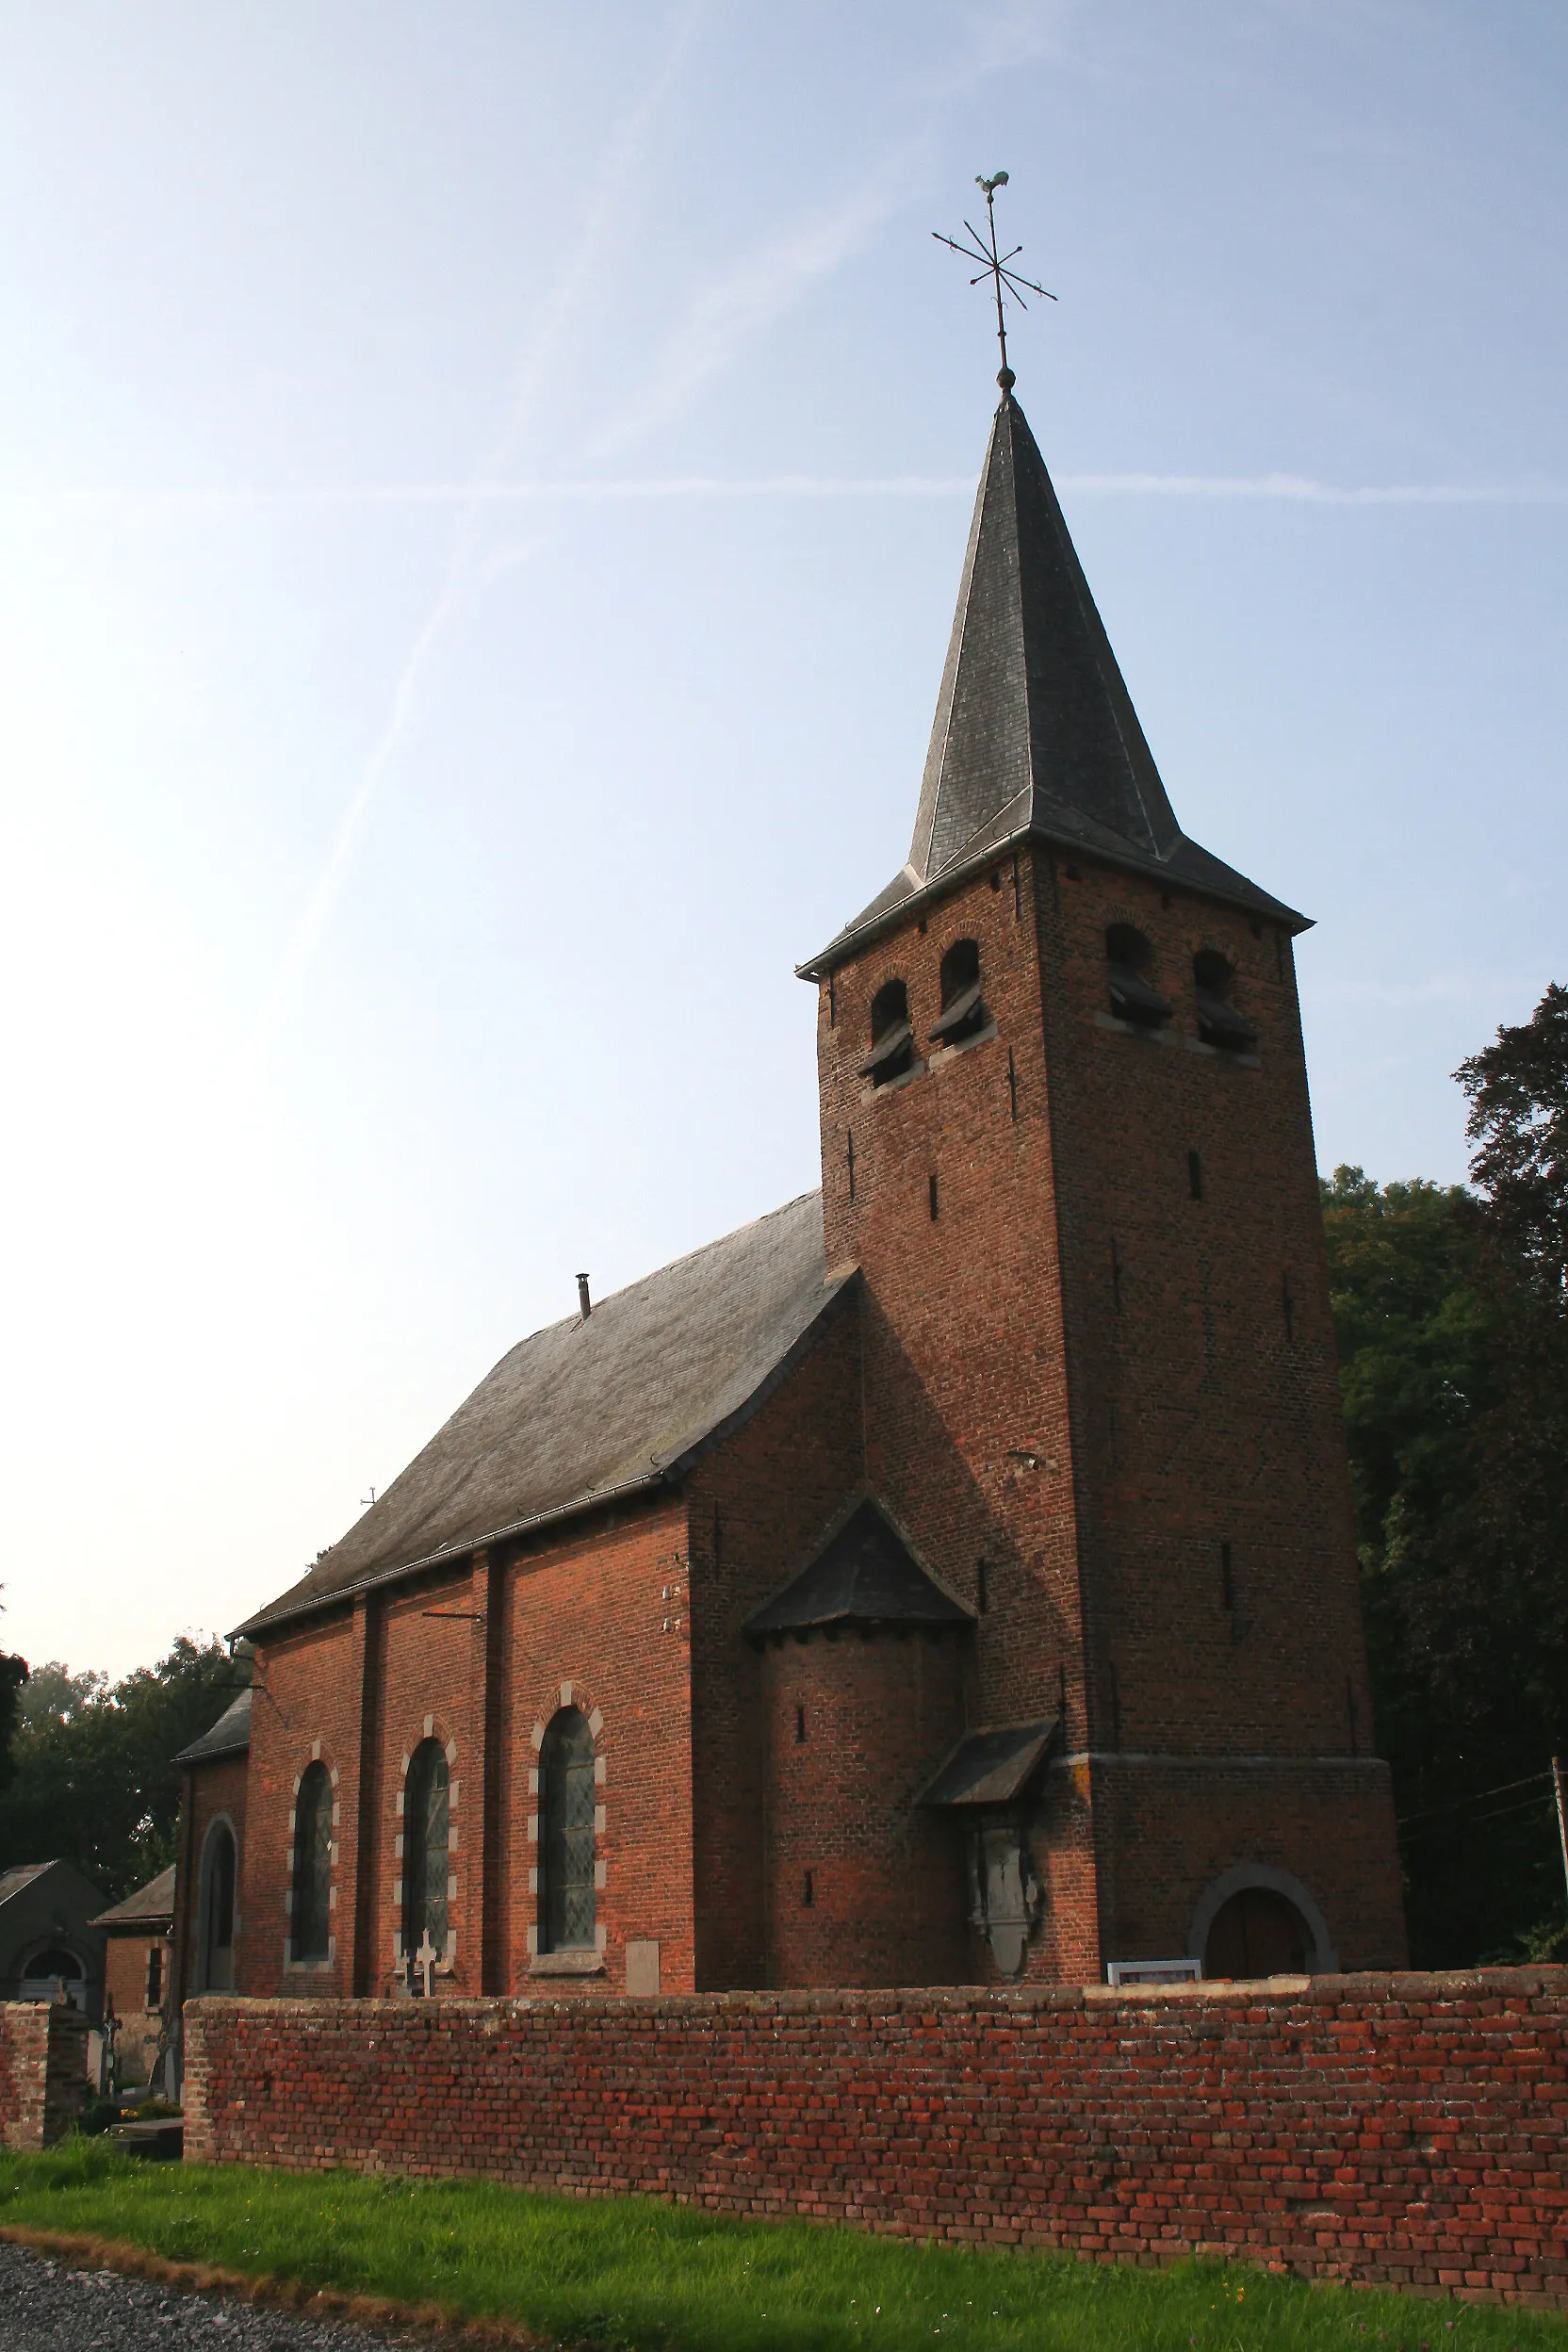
{"left": 1323, "top": 984, "right": 1568, "bottom": 1966}
{"left": 0, "top": 1638, "right": 250, "bottom": 1903}
{"left": 0, "top": 1654, "right": 29, "bottom": 1797}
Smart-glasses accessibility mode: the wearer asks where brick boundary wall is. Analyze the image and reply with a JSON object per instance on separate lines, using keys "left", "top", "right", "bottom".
{"left": 182, "top": 1972, "right": 1568, "bottom": 2308}
{"left": 1, "top": 2004, "right": 88, "bottom": 2149}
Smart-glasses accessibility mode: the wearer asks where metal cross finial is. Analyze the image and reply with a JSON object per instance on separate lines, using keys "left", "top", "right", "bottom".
{"left": 933, "top": 171, "right": 1055, "bottom": 391}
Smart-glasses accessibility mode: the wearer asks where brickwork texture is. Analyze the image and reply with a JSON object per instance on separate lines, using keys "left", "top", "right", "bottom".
{"left": 0, "top": 2002, "right": 88, "bottom": 2149}
{"left": 183, "top": 1972, "right": 1568, "bottom": 2307}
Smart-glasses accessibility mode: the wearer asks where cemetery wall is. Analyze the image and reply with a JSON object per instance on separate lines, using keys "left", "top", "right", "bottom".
{"left": 0, "top": 2001, "right": 88, "bottom": 2148}
{"left": 183, "top": 1968, "right": 1568, "bottom": 2306}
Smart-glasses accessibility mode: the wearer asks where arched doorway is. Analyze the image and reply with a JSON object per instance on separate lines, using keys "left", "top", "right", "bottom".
{"left": 1204, "top": 1886, "right": 1311, "bottom": 1978}
{"left": 18, "top": 1944, "right": 88, "bottom": 2008}
{"left": 198, "top": 1820, "right": 237, "bottom": 1991}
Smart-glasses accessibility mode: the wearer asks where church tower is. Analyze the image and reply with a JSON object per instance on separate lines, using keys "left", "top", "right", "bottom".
{"left": 799, "top": 384, "right": 1407, "bottom": 1980}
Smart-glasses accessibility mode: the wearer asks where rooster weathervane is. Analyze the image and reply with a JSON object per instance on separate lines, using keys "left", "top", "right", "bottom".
{"left": 933, "top": 172, "right": 1055, "bottom": 389}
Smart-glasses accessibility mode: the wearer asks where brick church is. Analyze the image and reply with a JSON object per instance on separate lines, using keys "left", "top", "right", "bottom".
{"left": 172, "top": 373, "right": 1407, "bottom": 2012}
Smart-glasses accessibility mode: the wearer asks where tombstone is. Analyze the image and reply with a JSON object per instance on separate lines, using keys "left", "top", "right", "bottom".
{"left": 414, "top": 1931, "right": 439, "bottom": 2000}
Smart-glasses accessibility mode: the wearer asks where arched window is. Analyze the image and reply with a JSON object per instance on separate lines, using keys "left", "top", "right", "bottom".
{"left": 1192, "top": 949, "right": 1257, "bottom": 1051}
{"left": 929, "top": 939, "right": 987, "bottom": 1046}
{"left": 539, "top": 1707, "right": 596, "bottom": 1952}
{"left": 1105, "top": 924, "right": 1172, "bottom": 1028}
{"left": 200, "top": 1821, "right": 237, "bottom": 1991}
{"left": 861, "top": 979, "right": 914, "bottom": 1086}
{"left": 290, "top": 1761, "right": 332, "bottom": 1963}
{"left": 403, "top": 1737, "right": 450, "bottom": 1972}
{"left": 18, "top": 1946, "right": 87, "bottom": 2006}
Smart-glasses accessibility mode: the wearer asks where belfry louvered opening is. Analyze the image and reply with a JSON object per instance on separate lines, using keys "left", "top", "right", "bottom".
{"left": 929, "top": 939, "right": 988, "bottom": 1045}
{"left": 862, "top": 978, "right": 914, "bottom": 1085}
{"left": 1193, "top": 949, "right": 1257, "bottom": 1050}
{"left": 1105, "top": 925, "right": 1172, "bottom": 1028}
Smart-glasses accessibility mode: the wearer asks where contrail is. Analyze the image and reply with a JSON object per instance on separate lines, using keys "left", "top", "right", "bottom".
{"left": 248, "top": 3, "right": 708, "bottom": 1056}
{"left": 22, "top": 472, "right": 1568, "bottom": 522}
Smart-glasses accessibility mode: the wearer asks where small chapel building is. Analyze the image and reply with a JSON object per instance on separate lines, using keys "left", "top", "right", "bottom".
{"left": 172, "top": 378, "right": 1408, "bottom": 2005}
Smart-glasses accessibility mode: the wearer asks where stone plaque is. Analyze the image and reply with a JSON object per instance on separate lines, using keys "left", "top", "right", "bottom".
{"left": 625, "top": 1938, "right": 661, "bottom": 1996}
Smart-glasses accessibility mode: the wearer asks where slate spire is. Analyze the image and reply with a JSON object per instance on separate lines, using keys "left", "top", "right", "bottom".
{"left": 909, "top": 388, "right": 1181, "bottom": 887}
{"left": 799, "top": 389, "right": 1304, "bottom": 977}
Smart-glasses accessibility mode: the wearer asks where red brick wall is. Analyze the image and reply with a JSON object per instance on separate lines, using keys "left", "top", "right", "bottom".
{"left": 814, "top": 846, "right": 1405, "bottom": 1980}
{"left": 1035, "top": 850, "right": 1404, "bottom": 1968}
{"left": 0, "top": 2002, "right": 87, "bottom": 2148}
{"left": 760, "top": 1625, "right": 970, "bottom": 1986}
{"left": 179, "top": 1752, "right": 248, "bottom": 2000}
{"left": 817, "top": 859, "right": 1100, "bottom": 1984}
{"left": 684, "top": 1293, "right": 865, "bottom": 1990}
{"left": 500, "top": 1494, "right": 696, "bottom": 1995}
{"left": 238, "top": 1494, "right": 697, "bottom": 2004}
{"left": 183, "top": 1970, "right": 1568, "bottom": 2307}
{"left": 243, "top": 1611, "right": 361, "bottom": 1996}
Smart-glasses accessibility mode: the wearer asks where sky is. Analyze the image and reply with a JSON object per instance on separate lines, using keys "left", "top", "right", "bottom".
{"left": 2, "top": 0, "right": 1565, "bottom": 1683}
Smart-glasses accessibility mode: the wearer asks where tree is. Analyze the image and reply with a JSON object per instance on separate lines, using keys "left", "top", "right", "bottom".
{"left": 0, "top": 1653, "right": 28, "bottom": 1798}
{"left": 0, "top": 1636, "right": 250, "bottom": 1903}
{"left": 1322, "top": 985, "right": 1568, "bottom": 1966}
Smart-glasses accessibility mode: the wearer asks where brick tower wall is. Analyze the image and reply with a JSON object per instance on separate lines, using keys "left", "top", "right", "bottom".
{"left": 1032, "top": 845, "right": 1405, "bottom": 1969}
{"left": 816, "top": 853, "right": 1101, "bottom": 1983}
{"left": 684, "top": 1293, "right": 865, "bottom": 1993}
{"left": 759, "top": 1623, "right": 971, "bottom": 1987}
{"left": 814, "top": 841, "right": 1405, "bottom": 1983}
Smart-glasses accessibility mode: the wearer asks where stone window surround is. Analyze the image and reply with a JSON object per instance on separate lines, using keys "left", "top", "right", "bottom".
{"left": 283, "top": 1739, "right": 339, "bottom": 1974}
{"left": 391, "top": 1713, "right": 461, "bottom": 1972}
{"left": 526, "top": 1678, "right": 609, "bottom": 1975}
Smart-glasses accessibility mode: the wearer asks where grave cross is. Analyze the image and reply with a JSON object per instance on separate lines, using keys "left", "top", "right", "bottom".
{"left": 414, "top": 1931, "right": 439, "bottom": 2000}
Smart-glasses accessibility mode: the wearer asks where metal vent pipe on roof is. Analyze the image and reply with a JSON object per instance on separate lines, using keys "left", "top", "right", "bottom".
{"left": 577, "top": 1273, "right": 592, "bottom": 1319}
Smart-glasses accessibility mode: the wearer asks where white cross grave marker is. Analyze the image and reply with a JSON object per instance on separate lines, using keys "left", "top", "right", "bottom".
{"left": 414, "top": 1931, "right": 438, "bottom": 1999}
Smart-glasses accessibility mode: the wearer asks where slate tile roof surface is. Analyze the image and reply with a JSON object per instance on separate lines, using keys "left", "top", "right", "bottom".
{"left": 800, "top": 393, "right": 1306, "bottom": 977}
{"left": 240, "top": 1193, "right": 849, "bottom": 1637}
{"left": 918, "top": 1717, "right": 1061, "bottom": 1807}
{"left": 746, "top": 1498, "right": 973, "bottom": 1634}
{"left": 0, "top": 1862, "right": 53, "bottom": 1911}
{"left": 171, "top": 1687, "right": 253, "bottom": 1766}
{"left": 90, "top": 1862, "right": 176, "bottom": 1929}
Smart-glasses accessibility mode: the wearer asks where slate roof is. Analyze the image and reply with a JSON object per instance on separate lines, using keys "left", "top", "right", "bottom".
{"left": 240, "top": 1193, "right": 850, "bottom": 1638}
{"left": 0, "top": 1863, "right": 54, "bottom": 1911}
{"left": 172, "top": 1687, "right": 252, "bottom": 1766}
{"left": 918, "top": 1717, "right": 1060, "bottom": 1807}
{"left": 800, "top": 393, "right": 1306, "bottom": 977}
{"left": 90, "top": 1864, "right": 176, "bottom": 1931}
{"left": 746, "top": 1498, "right": 972, "bottom": 1636}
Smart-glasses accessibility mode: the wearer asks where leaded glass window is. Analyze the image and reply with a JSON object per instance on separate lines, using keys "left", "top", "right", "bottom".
{"left": 403, "top": 1737, "right": 449, "bottom": 1968}
{"left": 291, "top": 1762, "right": 332, "bottom": 1962}
{"left": 539, "top": 1707, "right": 596, "bottom": 1952}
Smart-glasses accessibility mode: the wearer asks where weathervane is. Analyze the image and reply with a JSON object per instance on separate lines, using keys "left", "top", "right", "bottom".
{"left": 933, "top": 172, "right": 1055, "bottom": 391}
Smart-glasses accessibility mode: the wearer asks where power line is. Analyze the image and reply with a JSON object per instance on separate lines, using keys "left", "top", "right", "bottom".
{"left": 1396, "top": 1768, "right": 1551, "bottom": 1830}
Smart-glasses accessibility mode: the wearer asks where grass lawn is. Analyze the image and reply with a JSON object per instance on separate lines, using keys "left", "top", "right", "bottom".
{"left": 0, "top": 2142, "right": 1562, "bottom": 2352}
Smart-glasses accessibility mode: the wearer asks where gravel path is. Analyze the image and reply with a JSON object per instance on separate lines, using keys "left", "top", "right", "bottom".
{"left": 0, "top": 2242, "right": 421, "bottom": 2350}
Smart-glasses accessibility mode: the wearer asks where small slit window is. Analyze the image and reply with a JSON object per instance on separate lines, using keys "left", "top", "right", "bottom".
{"left": 1105, "top": 925, "right": 1172, "bottom": 1028}
{"left": 403, "top": 1737, "right": 450, "bottom": 1971}
{"left": 539, "top": 1706, "right": 596, "bottom": 1952}
{"left": 1193, "top": 950, "right": 1257, "bottom": 1051}
{"left": 928, "top": 939, "right": 987, "bottom": 1046}
{"left": 861, "top": 979, "right": 914, "bottom": 1086}
{"left": 290, "top": 1761, "right": 332, "bottom": 1964}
